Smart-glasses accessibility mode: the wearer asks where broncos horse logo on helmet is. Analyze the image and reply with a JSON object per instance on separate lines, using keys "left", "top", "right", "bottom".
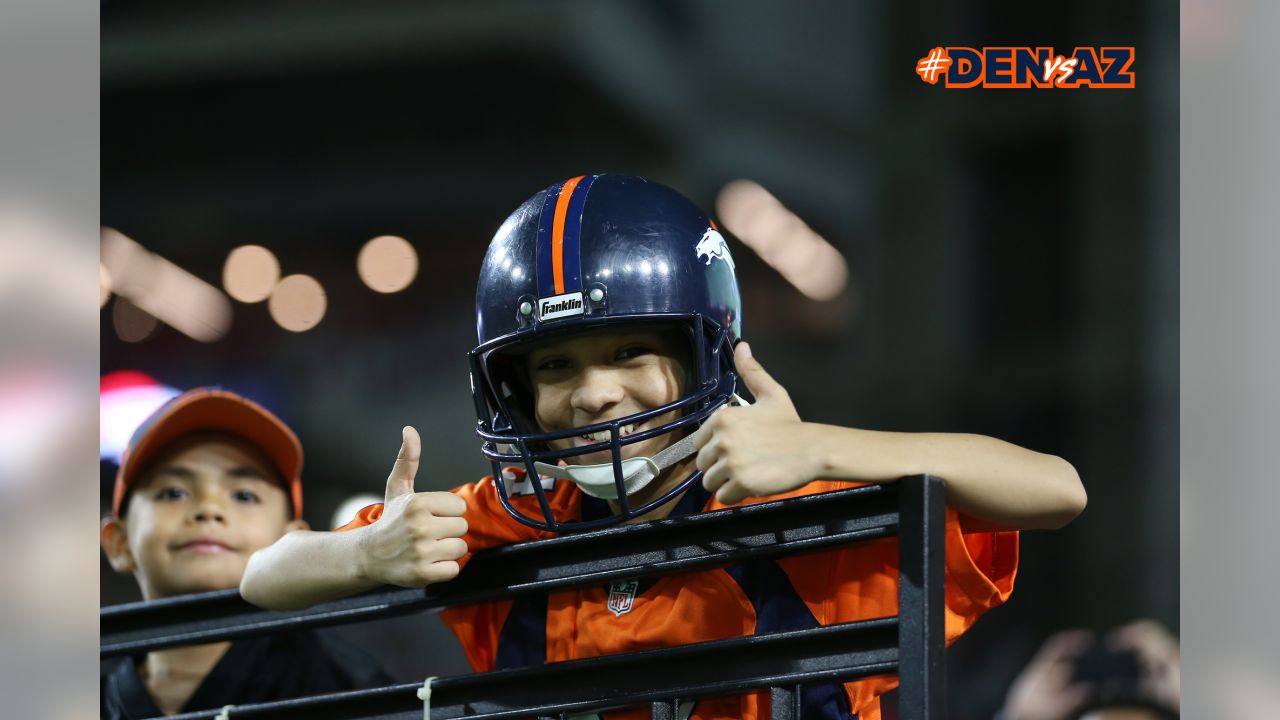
{"left": 469, "top": 174, "right": 743, "bottom": 532}
{"left": 695, "top": 227, "right": 735, "bottom": 270}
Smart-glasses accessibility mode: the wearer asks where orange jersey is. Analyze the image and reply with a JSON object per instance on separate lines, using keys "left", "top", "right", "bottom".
{"left": 340, "top": 473, "right": 1017, "bottom": 720}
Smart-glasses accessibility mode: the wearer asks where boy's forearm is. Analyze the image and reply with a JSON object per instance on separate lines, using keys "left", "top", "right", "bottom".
{"left": 241, "top": 528, "right": 379, "bottom": 611}
{"left": 812, "top": 425, "right": 1086, "bottom": 530}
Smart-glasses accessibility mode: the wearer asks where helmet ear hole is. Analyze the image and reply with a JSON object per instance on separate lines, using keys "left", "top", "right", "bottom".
{"left": 666, "top": 323, "right": 704, "bottom": 413}
{"left": 499, "top": 381, "right": 537, "bottom": 433}
{"left": 485, "top": 351, "right": 539, "bottom": 434}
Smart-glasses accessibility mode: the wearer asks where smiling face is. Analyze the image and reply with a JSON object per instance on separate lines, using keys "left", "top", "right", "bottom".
{"left": 101, "top": 433, "right": 305, "bottom": 600}
{"left": 525, "top": 326, "right": 690, "bottom": 468}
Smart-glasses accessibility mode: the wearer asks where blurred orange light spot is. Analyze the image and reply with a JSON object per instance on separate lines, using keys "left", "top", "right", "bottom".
{"left": 357, "top": 235, "right": 418, "bottom": 293}
{"left": 223, "top": 245, "right": 280, "bottom": 303}
{"left": 268, "top": 274, "right": 327, "bottom": 332}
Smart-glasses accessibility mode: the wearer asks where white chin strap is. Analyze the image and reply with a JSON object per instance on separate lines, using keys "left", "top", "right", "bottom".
{"left": 533, "top": 394, "right": 749, "bottom": 501}
{"left": 534, "top": 433, "right": 697, "bottom": 500}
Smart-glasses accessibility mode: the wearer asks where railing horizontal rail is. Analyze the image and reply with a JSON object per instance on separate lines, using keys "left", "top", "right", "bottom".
{"left": 102, "top": 484, "right": 901, "bottom": 657}
{"left": 157, "top": 617, "right": 902, "bottom": 720}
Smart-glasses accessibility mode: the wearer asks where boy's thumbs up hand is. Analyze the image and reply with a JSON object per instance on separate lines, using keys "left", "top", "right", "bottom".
{"left": 384, "top": 426, "right": 421, "bottom": 502}
{"left": 733, "top": 341, "right": 789, "bottom": 405}
{"left": 360, "top": 426, "right": 469, "bottom": 588}
{"left": 692, "top": 343, "right": 821, "bottom": 505}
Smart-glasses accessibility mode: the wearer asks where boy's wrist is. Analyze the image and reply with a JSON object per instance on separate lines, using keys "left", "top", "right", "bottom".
{"left": 805, "top": 422, "right": 837, "bottom": 481}
{"left": 809, "top": 422, "right": 861, "bottom": 482}
{"left": 805, "top": 424, "right": 918, "bottom": 485}
{"left": 351, "top": 525, "right": 377, "bottom": 585}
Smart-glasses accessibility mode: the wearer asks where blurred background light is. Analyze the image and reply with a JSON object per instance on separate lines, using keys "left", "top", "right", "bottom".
{"left": 331, "top": 493, "right": 383, "bottom": 530}
{"left": 100, "top": 227, "right": 233, "bottom": 342}
{"left": 268, "top": 273, "right": 327, "bottom": 332}
{"left": 357, "top": 235, "right": 418, "bottom": 294}
{"left": 716, "top": 179, "right": 849, "bottom": 302}
{"left": 100, "top": 263, "right": 112, "bottom": 307}
{"left": 99, "top": 370, "right": 180, "bottom": 464}
{"left": 223, "top": 244, "right": 281, "bottom": 303}
{"left": 99, "top": 226, "right": 156, "bottom": 294}
{"left": 111, "top": 297, "right": 158, "bottom": 343}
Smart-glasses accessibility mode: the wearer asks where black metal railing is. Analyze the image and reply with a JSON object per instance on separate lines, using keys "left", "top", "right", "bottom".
{"left": 101, "top": 475, "right": 946, "bottom": 720}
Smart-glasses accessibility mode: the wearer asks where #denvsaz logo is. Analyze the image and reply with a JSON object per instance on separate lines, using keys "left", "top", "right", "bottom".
{"left": 916, "top": 47, "right": 1135, "bottom": 88}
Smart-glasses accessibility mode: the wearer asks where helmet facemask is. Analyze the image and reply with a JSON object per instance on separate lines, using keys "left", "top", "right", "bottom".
{"left": 470, "top": 314, "right": 738, "bottom": 532}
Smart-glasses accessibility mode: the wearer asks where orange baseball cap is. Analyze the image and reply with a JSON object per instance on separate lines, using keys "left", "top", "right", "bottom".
{"left": 112, "top": 388, "right": 304, "bottom": 519}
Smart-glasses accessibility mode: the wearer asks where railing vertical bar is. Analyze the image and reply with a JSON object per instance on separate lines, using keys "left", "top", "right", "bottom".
{"left": 896, "top": 475, "right": 945, "bottom": 720}
{"left": 770, "top": 684, "right": 799, "bottom": 719}
{"left": 650, "top": 698, "right": 677, "bottom": 720}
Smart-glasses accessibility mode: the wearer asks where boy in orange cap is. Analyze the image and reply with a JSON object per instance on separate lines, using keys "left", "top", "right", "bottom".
{"left": 100, "top": 388, "right": 389, "bottom": 718}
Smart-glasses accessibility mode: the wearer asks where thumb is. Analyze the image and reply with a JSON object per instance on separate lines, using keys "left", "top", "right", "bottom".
{"left": 734, "top": 342, "right": 786, "bottom": 402}
{"left": 384, "top": 426, "right": 421, "bottom": 502}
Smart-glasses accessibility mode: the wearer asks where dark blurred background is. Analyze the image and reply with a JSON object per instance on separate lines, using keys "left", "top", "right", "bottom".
{"left": 100, "top": 1, "right": 1177, "bottom": 717}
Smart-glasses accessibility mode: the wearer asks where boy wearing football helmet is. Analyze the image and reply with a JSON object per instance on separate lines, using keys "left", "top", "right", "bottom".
{"left": 243, "top": 175, "right": 1085, "bottom": 719}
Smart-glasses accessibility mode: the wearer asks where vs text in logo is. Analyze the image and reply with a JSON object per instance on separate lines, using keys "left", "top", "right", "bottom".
{"left": 916, "top": 47, "right": 1135, "bottom": 88}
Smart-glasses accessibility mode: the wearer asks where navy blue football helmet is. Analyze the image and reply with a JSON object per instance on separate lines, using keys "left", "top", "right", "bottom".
{"left": 469, "top": 174, "right": 743, "bottom": 532}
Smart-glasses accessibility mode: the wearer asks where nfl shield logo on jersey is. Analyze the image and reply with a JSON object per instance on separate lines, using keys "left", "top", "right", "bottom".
{"left": 607, "top": 580, "right": 639, "bottom": 616}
